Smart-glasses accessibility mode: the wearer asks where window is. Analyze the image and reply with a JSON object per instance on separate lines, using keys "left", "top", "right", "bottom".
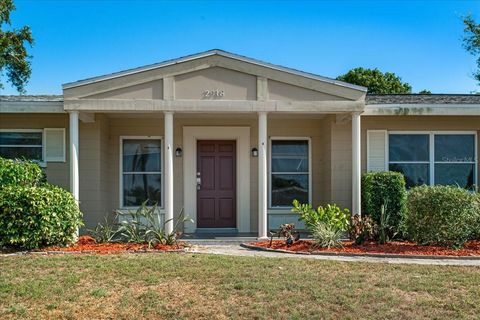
{"left": 388, "top": 132, "right": 476, "bottom": 189}
{"left": 0, "top": 130, "right": 43, "bottom": 161}
{"left": 270, "top": 139, "right": 310, "bottom": 207}
{"left": 389, "top": 134, "right": 430, "bottom": 188}
{"left": 121, "top": 137, "right": 162, "bottom": 207}
{"left": 434, "top": 134, "right": 475, "bottom": 189}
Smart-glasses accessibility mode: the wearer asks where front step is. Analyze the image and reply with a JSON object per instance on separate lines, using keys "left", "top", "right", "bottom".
{"left": 182, "top": 238, "right": 257, "bottom": 246}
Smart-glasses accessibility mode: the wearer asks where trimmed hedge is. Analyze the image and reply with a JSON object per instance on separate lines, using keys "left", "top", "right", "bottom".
{"left": 361, "top": 171, "right": 407, "bottom": 235}
{"left": 0, "top": 157, "right": 46, "bottom": 187}
{"left": 0, "top": 184, "right": 83, "bottom": 249}
{"left": 405, "top": 185, "right": 480, "bottom": 247}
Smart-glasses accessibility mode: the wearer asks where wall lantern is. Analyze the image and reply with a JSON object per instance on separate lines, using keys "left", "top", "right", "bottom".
{"left": 251, "top": 147, "right": 258, "bottom": 157}
{"left": 175, "top": 147, "right": 183, "bottom": 157}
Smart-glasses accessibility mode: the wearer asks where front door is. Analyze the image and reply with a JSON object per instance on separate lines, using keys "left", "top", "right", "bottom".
{"left": 197, "top": 140, "right": 236, "bottom": 228}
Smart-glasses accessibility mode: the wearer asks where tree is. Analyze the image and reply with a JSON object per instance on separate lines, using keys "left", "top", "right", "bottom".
{"left": 463, "top": 15, "right": 480, "bottom": 84}
{"left": 418, "top": 89, "right": 431, "bottom": 94}
{"left": 0, "top": 0, "right": 33, "bottom": 94}
{"left": 336, "top": 67, "right": 412, "bottom": 94}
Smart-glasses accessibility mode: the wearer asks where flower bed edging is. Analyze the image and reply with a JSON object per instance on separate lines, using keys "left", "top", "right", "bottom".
{"left": 240, "top": 242, "right": 480, "bottom": 260}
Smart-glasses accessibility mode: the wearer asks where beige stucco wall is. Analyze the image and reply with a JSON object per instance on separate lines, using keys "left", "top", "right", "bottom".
{"left": 0, "top": 113, "right": 339, "bottom": 231}
{"left": 0, "top": 113, "right": 70, "bottom": 190}
{"left": 85, "top": 80, "right": 163, "bottom": 99}
{"left": 175, "top": 67, "right": 257, "bottom": 100}
{"left": 268, "top": 80, "right": 344, "bottom": 101}
{"left": 80, "top": 114, "right": 329, "bottom": 231}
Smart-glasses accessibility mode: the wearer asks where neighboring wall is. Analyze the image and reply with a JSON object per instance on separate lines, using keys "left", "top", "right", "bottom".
{"left": 0, "top": 113, "right": 70, "bottom": 190}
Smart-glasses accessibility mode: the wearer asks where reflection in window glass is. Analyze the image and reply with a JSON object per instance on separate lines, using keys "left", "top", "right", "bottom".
{"left": 388, "top": 133, "right": 476, "bottom": 190}
{"left": 389, "top": 163, "right": 429, "bottom": 188}
{"left": 271, "top": 174, "right": 309, "bottom": 206}
{"left": 0, "top": 131, "right": 43, "bottom": 161}
{"left": 122, "top": 139, "right": 162, "bottom": 207}
{"left": 271, "top": 140, "right": 309, "bottom": 207}
{"left": 389, "top": 134, "right": 429, "bottom": 162}
{"left": 434, "top": 135, "right": 475, "bottom": 162}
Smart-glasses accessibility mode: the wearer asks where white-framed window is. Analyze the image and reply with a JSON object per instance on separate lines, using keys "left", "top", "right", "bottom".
{"left": 0, "top": 129, "right": 44, "bottom": 162}
{"left": 388, "top": 131, "right": 477, "bottom": 189}
{"left": 269, "top": 137, "right": 311, "bottom": 208}
{"left": 120, "top": 136, "right": 163, "bottom": 208}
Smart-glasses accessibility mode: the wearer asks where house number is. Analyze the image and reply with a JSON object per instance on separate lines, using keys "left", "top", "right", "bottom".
{"left": 203, "top": 90, "right": 225, "bottom": 97}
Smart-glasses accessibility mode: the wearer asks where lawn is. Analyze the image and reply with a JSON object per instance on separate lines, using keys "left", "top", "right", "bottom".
{"left": 1, "top": 253, "right": 480, "bottom": 319}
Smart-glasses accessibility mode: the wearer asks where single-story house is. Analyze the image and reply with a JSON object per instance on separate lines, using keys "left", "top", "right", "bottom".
{"left": 1, "top": 49, "right": 479, "bottom": 238}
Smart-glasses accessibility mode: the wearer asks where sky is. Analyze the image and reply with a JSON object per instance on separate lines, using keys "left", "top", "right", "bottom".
{"left": 1, "top": 0, "right": 480, "bottom": 95}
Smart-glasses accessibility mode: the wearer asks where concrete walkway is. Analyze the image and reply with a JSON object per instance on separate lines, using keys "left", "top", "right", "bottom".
{"left": 187, "top": 243, "right": 480, "bottom": 266}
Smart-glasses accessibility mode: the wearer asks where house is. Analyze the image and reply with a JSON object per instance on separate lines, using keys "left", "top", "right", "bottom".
{"left": 1, "top": 49, "right": 479, "bottom": 238}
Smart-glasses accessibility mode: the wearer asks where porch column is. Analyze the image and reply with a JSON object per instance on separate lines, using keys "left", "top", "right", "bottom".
{"left": 258, "top": 112, "right": 268, "bottom": 239}
{"left": 164, "top": 112, "right": 174, "bottom": 234}
{"left": 69, "top": 111, "right": 79, "bottom": 202}
{"left": 352, "top": 112, "right": 361, "bottom": 216}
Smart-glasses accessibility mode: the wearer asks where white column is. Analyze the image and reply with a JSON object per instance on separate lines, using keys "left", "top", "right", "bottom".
{"left": 258, "top": 112, "right": 268, "bottom": 239}
{"left": 352, "top": 112, "right": 361, "bottom": 216}
{"left": 164, "top": 112, "right": 174, "bottom": 234}
{"left": 69, "top": 111, "right": 79, "bottom": 202}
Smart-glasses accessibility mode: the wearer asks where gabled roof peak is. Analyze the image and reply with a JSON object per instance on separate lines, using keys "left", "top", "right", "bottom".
{"left": 62, "top": 49, "right": 367, "bottom": 92}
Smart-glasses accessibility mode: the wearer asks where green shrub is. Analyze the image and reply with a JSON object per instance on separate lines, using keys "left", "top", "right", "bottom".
{"left": 292, "top": 200, "right": 349, "bottom": 233}
{"left": 90, "top": 203, "right": 193, "bottom": 247}
{"left": 0, "top": 157, "right": 46, "bottom": 187}
{"left": 292, "top": 200, "right": 349, "bottom": 248}
{"left": 0, "top": 184, "right": 83, "bottom": 249}
{"left": 405, "top": 185, "right": 480, "bottom": 248}
{"left": 312, "top": 222, "right": 344, "bottom": 249}
{"left": 361, "top": 171, "right": 407, "bottom": 237}
{"left": 349, "top": 214, "right": 377, "bottom": 244}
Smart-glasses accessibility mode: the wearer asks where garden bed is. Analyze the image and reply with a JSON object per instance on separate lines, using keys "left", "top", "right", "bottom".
{"left": 244, "top": 240, "right": 480, "bottom": 258}
{"left": 31, "top": 236, "right": 188, "bottom": 254}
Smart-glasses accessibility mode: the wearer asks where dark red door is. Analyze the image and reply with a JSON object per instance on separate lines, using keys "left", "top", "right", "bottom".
{"left": 197, "top": 140, "right": 236, "bottom": 228}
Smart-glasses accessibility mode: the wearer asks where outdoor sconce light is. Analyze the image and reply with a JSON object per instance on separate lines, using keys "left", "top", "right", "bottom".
{"left": 175, "top": 147, "right": 183, "bottom": 157}
{"left": 251, "top": 147, "right": 258, "bottom": 157}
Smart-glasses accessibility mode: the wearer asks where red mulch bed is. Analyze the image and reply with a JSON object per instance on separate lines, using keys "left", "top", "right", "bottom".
{"left": 37, "top": 236, "right": 186, "bottom": 254}
{"left": 248, "top": 240, "right": 480, "bottom": 257}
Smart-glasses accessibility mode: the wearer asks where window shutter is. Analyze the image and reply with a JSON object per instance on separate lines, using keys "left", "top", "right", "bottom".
{"left": 44, "top": 128, "right": 66, "bottom": 162}
{"left": 367, "top": 130, "right": 387, "bottom": 172}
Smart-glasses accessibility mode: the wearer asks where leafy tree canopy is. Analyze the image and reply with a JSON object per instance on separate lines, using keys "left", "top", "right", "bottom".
{"left": 0, "top": 0, "right": 33, "bottom": 94}
{"left": 336, "top": 67, "right": 412, "bottom": 94}
{"left": 418, "top": 89, "right": 431, "bottom": 94}
{"left": 463, "top": 15, "right": 480, "bottom": 84}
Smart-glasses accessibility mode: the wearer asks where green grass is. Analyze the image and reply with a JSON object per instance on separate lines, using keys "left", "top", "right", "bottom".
{"left": 1, "top": 253, "right": 479, "bottom": 319}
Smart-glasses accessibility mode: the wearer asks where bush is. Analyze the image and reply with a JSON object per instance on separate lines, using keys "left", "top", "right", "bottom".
{"left": 292, "top": 200, "right": 349, "bottom": 233}
{"left": 0, "top": 184, "right": 83, "bottom": 249}
{"left": 292, "top": 200, "right": 349, "bottom": 248}
{"left": 89, "top": 203, "right": 193, "bottom": 247}
{"left": 349, "top": 214, "right": 377, "bottom": 244}
{"left": 312, "top": 222, "right": 343, "bottom": 249}
{"left": 0, "top": 157, "right": 46, "bottom": 187}
{"left": 361, "top": 171, "right": 407, "bottom": 238}
{"left": 405, "top": 185, "right": 480, "bottom": 248}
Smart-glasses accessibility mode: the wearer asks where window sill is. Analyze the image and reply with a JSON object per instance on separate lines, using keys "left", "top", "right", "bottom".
{"left": 268, "top": 208, "right": 298, "bottom": 214}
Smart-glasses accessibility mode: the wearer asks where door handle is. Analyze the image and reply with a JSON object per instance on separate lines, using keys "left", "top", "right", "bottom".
{"left": 196, "top": 173, "right": 201, "bottom": 190}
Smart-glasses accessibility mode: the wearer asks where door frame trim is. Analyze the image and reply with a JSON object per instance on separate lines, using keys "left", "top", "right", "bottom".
{"left": 196, "top": 139, "right": 237, "bottom": 228}
{"left": 183, "top": 126, "right": 250, "bottom": 233}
